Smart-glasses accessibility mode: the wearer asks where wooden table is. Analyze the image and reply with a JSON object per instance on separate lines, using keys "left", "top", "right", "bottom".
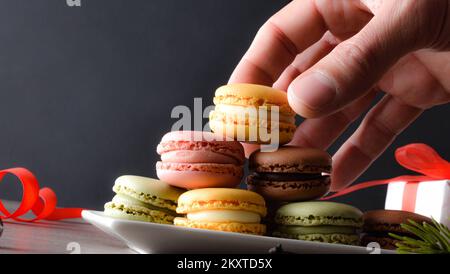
{"left": 0, "top": 201, "right": 134, "bottom": 254}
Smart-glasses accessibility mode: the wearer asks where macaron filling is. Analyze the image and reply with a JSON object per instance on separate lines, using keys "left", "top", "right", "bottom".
{"left": 275, "top": 215, "right": 363, "bottom": 227}
{"left": 156, "top": 162, "right": 243, "bottom": 176}
{"left": 213, "top": 104, "right": 296, "bottom": 124}
{"left": 186, "top": 210, "right": 261, "bottom": 224}
{"left": 274, "top": 225, "right": 359, "bottom": 235}
{"left": 113, "top": 183, "right": 178, "bottom": 211}
{"left": 209, "top": 110, "right": 296, "bottom": 132}
{"left": 249, "top": 172, "right": 326, "bottom": 181}
{"left": 111, "top": 194, "right": 178, "bottom": 216}
{"left": 247, "top": 171, "right": 331, "bottom": 201}
{"left": 104, "top": 203, "right": 175, "bottom": 224}
{"left": 104, "top": 193, "right": 178, "bottom": 224}
{"left": 160, "top": 150, "right": 241, "bottom": 165}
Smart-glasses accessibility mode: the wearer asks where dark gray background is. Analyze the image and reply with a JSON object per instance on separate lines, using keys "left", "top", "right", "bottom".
{"left": 0, "top": 0, "right": 448, "bottom": 211}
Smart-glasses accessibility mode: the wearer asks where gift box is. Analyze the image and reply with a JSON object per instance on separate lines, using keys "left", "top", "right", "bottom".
{"left": 385, "top": 180, "right": 450, "bottom": 228}
{"left": 323, "top": 143, "right": 450, "bottom": 228}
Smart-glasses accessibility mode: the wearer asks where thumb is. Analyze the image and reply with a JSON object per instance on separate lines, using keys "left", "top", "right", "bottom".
{"left": 287, "top": 1, "right": 428, "bottom": 118}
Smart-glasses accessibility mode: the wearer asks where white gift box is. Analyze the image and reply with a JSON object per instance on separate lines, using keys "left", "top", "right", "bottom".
{"left": 385, "top": 180, "right": 450, "bottom": 228}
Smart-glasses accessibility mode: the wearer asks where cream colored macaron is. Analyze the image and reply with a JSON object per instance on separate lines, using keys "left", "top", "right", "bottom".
{"left": 209, "top": 83, "right": 296, "bottom": 145}
{"left": 174, "top": 188, "right": 267, "bottom": 235}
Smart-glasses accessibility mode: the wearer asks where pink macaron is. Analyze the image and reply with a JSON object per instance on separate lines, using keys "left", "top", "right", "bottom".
{"left": 156, "top": 131, "right": 245, "bottom": 189}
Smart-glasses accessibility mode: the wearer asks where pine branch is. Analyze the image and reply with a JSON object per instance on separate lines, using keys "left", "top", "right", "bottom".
{"left": 389, "top": 218, "right": 450, "bottom": 254}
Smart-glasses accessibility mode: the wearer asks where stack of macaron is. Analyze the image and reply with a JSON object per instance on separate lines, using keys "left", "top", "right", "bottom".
{"left": 209, "top": 84, "right": 332, "bottom": 203}
{"left": 245, "top": 145, "right": 335, "bottom": 238}
{"left": 155, "top": 130, "right": 267, "bottom": 235}
{"left": 160, "top": 84, "right": 303, "bottom": 235}
{"left": 151, "top": 84, "right": 302, "bottom": 235}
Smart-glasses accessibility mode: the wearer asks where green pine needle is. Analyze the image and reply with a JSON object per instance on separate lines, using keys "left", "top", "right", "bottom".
{"left": 389, "top": 218, "right": 450, "bottom": 254}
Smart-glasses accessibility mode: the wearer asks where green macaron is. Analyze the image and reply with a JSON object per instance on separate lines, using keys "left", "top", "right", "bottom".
{"left": 104, "top": 175, "right": 185, "bottom": 224}
{"left": 273, "top": 201, "right": 363, "bottom": 245}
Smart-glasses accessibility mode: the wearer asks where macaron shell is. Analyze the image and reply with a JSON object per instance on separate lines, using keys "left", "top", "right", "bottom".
{"left": 157, "top": 131, "right": 245, "bottom": 165}
{"left": 156, "top": 169, "right": 241, "bottom": 189}
{"left": 247, "top": 176, "right": 330, "bottom": 202}
{"left": 275, "top": 201, "right": 363, "bottom": 227}
{"left": 272, "top": 231, "right": 360, "bottom": 246}
{"left": 363, "top": 210, "right": 431, "bottom": 228}
{"left": 274, "top": 224, "right": 358, "bottom": 235}
{"left": 214, "top": 83, "right": 295, "bottom": 114}
{"left": 249, "top": 147, "right": 332, "bottom": 173}
{"left": 176, "top": 188, "right": 267, "bottom": 216}
{"left": 174, "top": 217, "right": 266, "bottom": 236}
{"left": 156, "top": 162, "right": 243, "bottom": 189}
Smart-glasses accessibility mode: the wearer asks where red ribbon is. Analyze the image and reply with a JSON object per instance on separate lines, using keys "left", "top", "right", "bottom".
{"left": 322, "top": 143, "right": 450, "bottom": 201}
{"left": 402, "top": 182, "right": 419, "bottom": 212}
{"left": 0, "top": 167, "right": 84, "bottom": 222}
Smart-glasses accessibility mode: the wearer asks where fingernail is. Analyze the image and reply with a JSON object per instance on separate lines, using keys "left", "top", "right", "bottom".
{"left": 289, "top": 72, "right": 336, "bottom": 110}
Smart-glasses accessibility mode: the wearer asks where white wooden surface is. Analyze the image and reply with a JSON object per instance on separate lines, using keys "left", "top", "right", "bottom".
{"left": 0, "top": 201, "right": 134, "bottom": 254}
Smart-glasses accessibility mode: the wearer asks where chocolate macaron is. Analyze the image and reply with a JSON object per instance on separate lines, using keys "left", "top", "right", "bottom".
{"left": 246, "top": 146, "right": 331, "bottom": 202}
{"left": 361, "top": 210, "right": 432, "bottom": 250}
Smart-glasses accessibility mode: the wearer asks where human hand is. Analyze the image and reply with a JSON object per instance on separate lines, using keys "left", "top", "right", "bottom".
{"left": 229, "top": 0, "right": 450, "bottom": 191}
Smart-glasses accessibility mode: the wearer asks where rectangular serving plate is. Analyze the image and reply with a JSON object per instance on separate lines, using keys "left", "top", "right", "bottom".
{"left": 82, "top": 210, "right": 395, "bottom": 254}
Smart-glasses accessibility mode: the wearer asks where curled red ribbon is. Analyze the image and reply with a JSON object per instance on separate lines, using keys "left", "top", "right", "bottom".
{"left": 0, "top": 167, "right": 84, "bottom": 222}
{"left": 322, "top": 143, "right": 450, "bottom": 200}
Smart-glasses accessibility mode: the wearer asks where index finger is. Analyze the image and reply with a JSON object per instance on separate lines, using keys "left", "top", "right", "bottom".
{"left": 228, "top": 0, "right": 328, "bottom": 85}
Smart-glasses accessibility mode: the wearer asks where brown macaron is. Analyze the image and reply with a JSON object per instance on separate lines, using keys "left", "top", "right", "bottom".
{"left": 246, "top": 146, "right": 332, "bottom": 202}
{"left": 361, "top": 210, "right": 432, "bottom": 250}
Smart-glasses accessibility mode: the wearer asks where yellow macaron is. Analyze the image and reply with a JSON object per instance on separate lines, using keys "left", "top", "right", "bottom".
{"left": 175, "top": 188, "right": 267, "bottom": 235}
{"left": 209, "top": 83, "right": 296, "bottom": 145}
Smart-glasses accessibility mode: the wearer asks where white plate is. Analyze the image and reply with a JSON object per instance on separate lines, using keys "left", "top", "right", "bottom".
{"left": 82, "top": 210, "right": 395, "bottom": 254}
